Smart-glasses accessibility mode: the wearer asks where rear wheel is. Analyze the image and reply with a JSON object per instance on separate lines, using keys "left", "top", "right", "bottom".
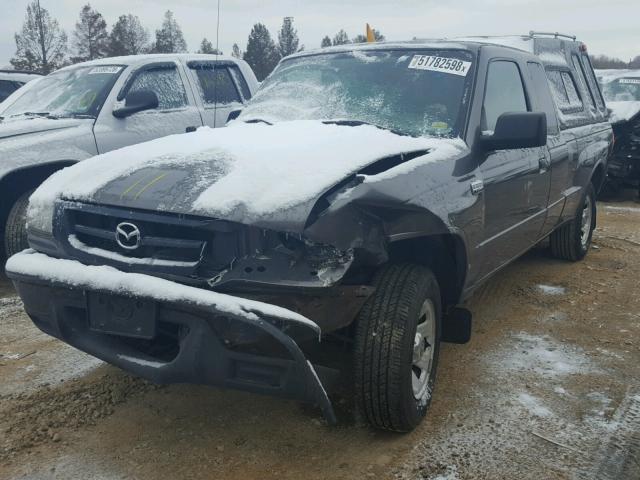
{"left": 354, "top": 263, "right": 441, "bottom": 432}
{"left": 4, "top": 189, "right": 34, "bottom": 258}
{"left": 550, "top": 183, "right": 596, "bottom": 261}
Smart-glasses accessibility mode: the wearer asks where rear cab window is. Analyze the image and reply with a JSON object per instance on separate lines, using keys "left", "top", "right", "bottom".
{"left": 546, "top": 69, "right": 583, "bottom": 113}
{"left": 571, "top": 55, "right": 595, "bottom": 110}
{"left": 526, "top": 62, "right": 559, "bottom": 135}
{"left": 188, "top": 62, "right": 244, "bottom": 107}
{"left": 482, "top": 60, "right": 529, "bottom": 132}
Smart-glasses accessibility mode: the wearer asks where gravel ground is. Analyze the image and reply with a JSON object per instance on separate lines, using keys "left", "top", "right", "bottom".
{"left": 1, "top": 195, "right": 639, "bottom": 480}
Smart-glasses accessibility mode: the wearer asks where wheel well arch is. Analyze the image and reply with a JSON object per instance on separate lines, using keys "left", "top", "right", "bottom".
{"left": 387, "top": 233, "right": 468, "bottom": 307}
{"left": 0, "top": 160, "right": 76, "bottom": 234}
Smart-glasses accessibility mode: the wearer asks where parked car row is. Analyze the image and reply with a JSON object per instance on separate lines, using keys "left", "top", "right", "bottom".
{"left": 5, "top": 33, "right": 613, "bottom": 431}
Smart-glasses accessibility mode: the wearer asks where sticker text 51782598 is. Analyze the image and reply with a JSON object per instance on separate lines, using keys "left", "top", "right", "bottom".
{"left": 408, "top": 55, "right": 472, "bottom": 77}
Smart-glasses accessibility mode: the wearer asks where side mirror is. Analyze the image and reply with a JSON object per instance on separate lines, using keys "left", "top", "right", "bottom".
{"left": 226, "top": 108, "right": 242, "bottom": 123}
{"left": 113, "top": 90, "right": 159, "bottom": 118}
{"left": 480, "top": 112, "right": 547, "bottom": 151}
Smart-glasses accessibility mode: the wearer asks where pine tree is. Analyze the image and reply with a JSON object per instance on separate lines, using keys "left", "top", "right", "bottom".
{"left": 321, "top": 36, "right": 332, "bottom": 48}
{"left": 277, "top": 17, "right": 300, "bottom": 58}
{"left": 231, "top": 43, "right": 242, "bottom": 59}
{"left": 243, "top": 23, "right": 280, "bottom": 82}
{"left": 198, "top": 38, "right": 220, "bottom": 55}
{"left": 152, "top": 10, "right": 187, "bottom": 54}
{"left": 11, "top": 0, "right": 67, "bottom": 74}
{"left": 108, "top": 14, "right": 149, "bottom": 56}
{"left": 353, "top": 28, "right": 385, "bottom": 44}
{"left": 332, "top": 30, "right": 350, "bottom": 46}
{"left": 72, "top": 4, "right": 108, "bottom": 62}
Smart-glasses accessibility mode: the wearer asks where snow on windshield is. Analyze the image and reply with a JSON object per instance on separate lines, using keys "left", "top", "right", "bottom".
{"left": 238, "top": 50, "right": 474, "bottom": 138}
{"left": 28, "top": 120, "right": 467, "bottom": 229}
{"left": 1, "top": 65, "right": 123, "bottom": 118}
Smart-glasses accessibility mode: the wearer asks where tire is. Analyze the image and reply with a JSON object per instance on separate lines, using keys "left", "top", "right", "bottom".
{"left": 4, "top": 189, "right": 34, "bottom": 258}
{"left": 550, "top": 183, "right": 596, "bottom": 262}
{"left": 354, "top": 263, "right": 441, "bottom": 432}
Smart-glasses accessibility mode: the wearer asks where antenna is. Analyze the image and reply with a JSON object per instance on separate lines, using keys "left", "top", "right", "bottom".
{"left": 213, "top": 0, "right": 221, "bottom": 128}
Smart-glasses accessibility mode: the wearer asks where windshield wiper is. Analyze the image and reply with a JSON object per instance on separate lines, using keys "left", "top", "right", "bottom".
{"left": 322, "top": 119, "right": 410, "bottom": 137}
{"left": 10, "top": 111, "right": 56, "bottom": 119}
{"left": 244, "top": 118, "right": 273, "bottom": 125}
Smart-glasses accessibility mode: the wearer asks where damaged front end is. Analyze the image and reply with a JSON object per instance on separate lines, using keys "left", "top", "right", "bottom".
{"left": 6, "top": 250, "right": 339, "bottom": 423}
{"left": 609, "top": 116, "right": 640, "bottom": 187}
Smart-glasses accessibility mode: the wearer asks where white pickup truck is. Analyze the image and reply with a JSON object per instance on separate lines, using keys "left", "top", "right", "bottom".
{"left": 0, "top": 54, "right": 258, "bottom": 257}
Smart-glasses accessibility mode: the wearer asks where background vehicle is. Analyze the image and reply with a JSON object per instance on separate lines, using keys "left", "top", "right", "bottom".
{"left": 0, "top": 69, "right": 41, "bottom": 103}
{"left": 0, "top": 54, "right": 258, "bottom": 258}
{"left": 7, "top": 33, "right": 611, "bottom": 432}
{"left": 596, "top": 69, "right": 640, "bottom": 193}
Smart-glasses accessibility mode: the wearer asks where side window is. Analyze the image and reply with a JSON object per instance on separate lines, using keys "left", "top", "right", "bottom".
{"left": 483, "top": 60, "right": 528, "bottom": 131}
{"left": 127, "top": 66, "right": 188, "bottom": 110}
{"left": 580, "top": 55, "right": 605, "bottom": 110}
{"left": 526, "top": 62, "right": 559, "bottom": 135}
{"left": 189, "top": 65, "right": 241, "bottom": 105}
{"left": 229, "top": 65, "right": 252, "bottom": 101}
{"left": 571, "top": 55, "right": 595, "bottom": 109}
{"left": 0, "top": 80, "right": 20, "bottom": 102}
{"left": 546, "top": 69, "right": 583, "bottom": 112}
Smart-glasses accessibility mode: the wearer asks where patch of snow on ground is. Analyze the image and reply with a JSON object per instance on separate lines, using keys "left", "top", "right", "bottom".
{"left": 494, "top": 332, "right": 593, "bottom": 378}
{"left": 605, "top": 205, "right": 640, "bottom": 214}
{"left": 517, "top": 393, "right": 552, "bottom": 417}
{"left": 554, "top": 386, "right": 567, "bottom": 395}
{"left": 430, "top": 465, "right": 460, "bottom": 480}
{"left": 537, "top": 284, "right": 566, "bottom": 295}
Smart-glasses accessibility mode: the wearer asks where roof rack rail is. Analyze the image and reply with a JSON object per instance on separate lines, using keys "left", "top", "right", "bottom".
{"left": 529, "top": 31, "right": 577, "bottom": 41}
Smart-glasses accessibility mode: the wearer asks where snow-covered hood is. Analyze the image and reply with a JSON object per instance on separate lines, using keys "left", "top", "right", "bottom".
{"left": 608, "top": 101, "right": 640, "bottom": 124}
{"left": 30, "top": 120, "right": 467, "bottom": 232}
{"left": 0, "top": 117, "right": 88, "bottom": 140}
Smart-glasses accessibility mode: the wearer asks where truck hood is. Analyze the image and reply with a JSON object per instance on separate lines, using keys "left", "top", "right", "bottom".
{"left": 30, "top": 120, "right": 467, "bottom": 233}
{"left": 0, "top": 117, "right": 88, "bottom": 140}
{"left": 608, "top": 101, "right": 640, "bottom": 124}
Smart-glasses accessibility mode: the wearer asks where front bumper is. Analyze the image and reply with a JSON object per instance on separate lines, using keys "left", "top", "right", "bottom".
{"left": 5, "top": 250, "right": 337, "bottom": 424}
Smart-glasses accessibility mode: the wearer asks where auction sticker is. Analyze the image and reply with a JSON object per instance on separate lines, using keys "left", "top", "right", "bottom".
{"left": 89, "top": 66, "right": 123, "bottom": 75}
{"left": 408, "top": 55, "right": 471, "bottom": 77}
{"left": 619, "top": 78, "right": 640, "bottom": 84}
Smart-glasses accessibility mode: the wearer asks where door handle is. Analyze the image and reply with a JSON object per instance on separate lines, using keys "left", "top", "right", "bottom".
{"left": 538, "top": 156, "right": 551, "bottom": 172}
{"left": 186, "top": 126, "right": 197, "bottom": 133}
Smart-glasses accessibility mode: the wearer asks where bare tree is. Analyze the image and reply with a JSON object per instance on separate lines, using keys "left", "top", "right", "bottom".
{"left": 11, "top": 0, "right": 67, "bottom": 73}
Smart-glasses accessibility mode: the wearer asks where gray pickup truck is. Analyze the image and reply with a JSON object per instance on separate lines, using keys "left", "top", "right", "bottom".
{"left": 0, "top": 54, "right": 258, "bottom": 257}
{"left": 7, "top": 33, "right": 612, "bottom": 431}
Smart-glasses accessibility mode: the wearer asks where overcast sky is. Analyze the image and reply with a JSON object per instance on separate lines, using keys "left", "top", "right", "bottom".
{"left": 1, "top": 0, "right": 639, "bottom": 67}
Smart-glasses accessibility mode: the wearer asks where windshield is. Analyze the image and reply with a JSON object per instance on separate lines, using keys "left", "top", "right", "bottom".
{"left": 1, "top": 65, "right": 124, "bottom": 119}
{"left": 238, "top": 49, "right": 475, "bottom": 137}
{"left": 601, "top": 78, "right": 640, "bottom": 102}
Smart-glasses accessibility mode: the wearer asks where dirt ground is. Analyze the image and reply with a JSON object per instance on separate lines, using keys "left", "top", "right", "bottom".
{"left": 1, "top": 194, "right": 639, "bottom": 480}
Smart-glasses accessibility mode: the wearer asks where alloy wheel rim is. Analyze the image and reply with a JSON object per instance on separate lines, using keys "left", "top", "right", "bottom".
{"left": 412, "top": 299, "right": 436, "bottom": 401}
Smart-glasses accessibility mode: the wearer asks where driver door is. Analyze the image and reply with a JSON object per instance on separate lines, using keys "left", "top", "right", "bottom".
{"left": 94, "top": 62, "right": 203, "bottom": 153}
{"left": 477, "top": 59, "right": 550, "bottom": 275}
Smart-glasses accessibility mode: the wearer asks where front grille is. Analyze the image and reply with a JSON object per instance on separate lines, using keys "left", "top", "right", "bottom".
{"left": 60, "top": 203, "right": 243, "bottom": 277}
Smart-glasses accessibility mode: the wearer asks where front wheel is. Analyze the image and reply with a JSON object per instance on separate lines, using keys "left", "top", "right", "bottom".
{"left": 4, "top": 189, "right": 34, "bottom": 258}
{"left": 550, "top": 183, "right": 596, "bottom": 261}
{"left": 354, "top": 263, "right": 441, "bottom": 432}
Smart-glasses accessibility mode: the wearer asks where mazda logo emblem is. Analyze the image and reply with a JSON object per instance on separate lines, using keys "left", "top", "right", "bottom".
{"left": 115, "top": 222, "right": 141, "bottom": 250}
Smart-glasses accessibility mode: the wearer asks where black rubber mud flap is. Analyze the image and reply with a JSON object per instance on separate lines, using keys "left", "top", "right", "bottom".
{"left": 442, "top": 307, "right": 472, "bottom": 344}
